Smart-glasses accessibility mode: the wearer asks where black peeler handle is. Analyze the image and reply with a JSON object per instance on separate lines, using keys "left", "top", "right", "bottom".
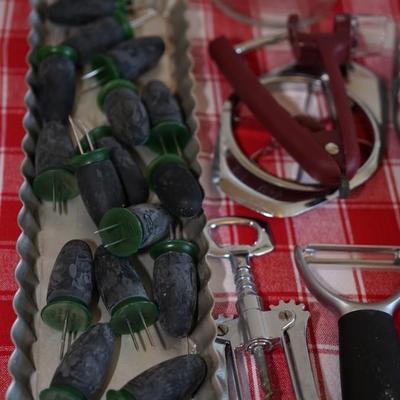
{"left": 339, "top": 310, "right": 400, "bottom": 400}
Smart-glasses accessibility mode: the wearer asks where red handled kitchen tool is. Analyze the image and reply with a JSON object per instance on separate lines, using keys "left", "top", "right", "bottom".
{"left": 211, "top": 14, "right": 388, "bottom": 217}
{"left": 209, "top": 14, "right": 373, "bottom": 191}
{"left": 205, "top": 217, "right": 320, "bottom": 400}
{"left": 295, "top": 244, "right": 400, "bottom": 400}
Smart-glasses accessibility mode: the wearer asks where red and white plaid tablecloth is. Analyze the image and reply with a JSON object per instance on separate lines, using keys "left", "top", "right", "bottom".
{"left": 1, "top": 0, "right": 400, "bottom": 399}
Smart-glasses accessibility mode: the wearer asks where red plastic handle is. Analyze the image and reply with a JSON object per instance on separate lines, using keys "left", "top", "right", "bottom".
{"left": 209, "top": 36, "right": 342, "bottom": 186}
{"left": 288, "top": 14, "right": 361, "bottom": 180}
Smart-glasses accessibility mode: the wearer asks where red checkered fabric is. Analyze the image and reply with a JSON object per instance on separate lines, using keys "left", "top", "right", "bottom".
{"left": 1, "top": 0, "right": 400, "bottom": 399}
{"left": 189, "top": 0, "right": 400, "bottom": 399}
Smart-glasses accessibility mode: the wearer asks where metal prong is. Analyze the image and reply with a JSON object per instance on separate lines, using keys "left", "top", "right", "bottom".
{"left": 58, "top": 186, "right": 63, "bottom": 215}
{"left": 69, "top": 116, "right": 84, "bottom": 154}
{"left": 126, "top": 318, "right": 139, "bottom": 351}
{"left": 160, "top": 136, "right": 167, "bottom": 154}
{"left": 94, "top": 223, "right": 121, "bottom": 234}
{"left": 55, "top": 181, "right": 60, "bottom": 214}
{"left": 76, "top": 120, "right": 95, "bottom": 152}
{"left": 130, "top": 8, "right": 157, "bottom": 29}
{"left": 139, "top": 311, "right": 154, "bottom": 346}
{"left": 52, "top": 177, "right": 56, "bottom": 212}
{"left": 63, "top": 197, "right": 68, "bottom": 215}
{"left": 172, "top": 132, "right": 182, "bottom": 157}
{"left": 67, "top": 330, "right": 73, "bottom": 352}
{"left": 169, "top": 219, "right": 176, "bottom": 240}
{"left": 72, "top": 331, "right": 77, "bottom": 341}
{"left": 85, "top": 133, "right": 94, "bottom": 151}
{"left": 82, "top": 68, "right": 103, "bottom": 80}
{"left": 104, "top": 238, "right": 127, "bottom": 248}
{"left": 60, "top": 312, "right": 69, "bottom": 360}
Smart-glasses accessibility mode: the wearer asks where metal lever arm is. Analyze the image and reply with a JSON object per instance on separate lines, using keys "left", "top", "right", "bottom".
{"left": 280, "top": 307, "right": 320, "bottom": 400}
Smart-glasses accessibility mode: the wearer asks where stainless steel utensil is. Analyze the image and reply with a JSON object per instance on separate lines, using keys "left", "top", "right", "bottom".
{"left": 205, "top": 217, "right": 320, "bottom": 400}
{"left": 295, "top": 244, "right": 400, "bottom": 400}
{"left": 213, "top": 63, "right": 385, "bottom": 217}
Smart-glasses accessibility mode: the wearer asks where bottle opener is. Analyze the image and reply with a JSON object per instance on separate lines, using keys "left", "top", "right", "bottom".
{"left": 205, "top": 217, "right": 320, "bottom": 400}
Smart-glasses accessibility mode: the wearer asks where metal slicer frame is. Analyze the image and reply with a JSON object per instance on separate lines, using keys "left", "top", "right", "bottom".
{"left": 214, "top": 63, "right": 385, "bottom": 217}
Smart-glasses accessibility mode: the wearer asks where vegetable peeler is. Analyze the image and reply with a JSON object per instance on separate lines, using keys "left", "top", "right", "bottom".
{"left": 205, "top": 217, "right": 320, "bottom": 400}
{"left": 295, "top": 244, "right": 400, "bottom": 400}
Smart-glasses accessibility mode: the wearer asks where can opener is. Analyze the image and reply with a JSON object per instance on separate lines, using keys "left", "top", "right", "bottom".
{"left": 205, "top": 217, "right": 320, "bottom": 400}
